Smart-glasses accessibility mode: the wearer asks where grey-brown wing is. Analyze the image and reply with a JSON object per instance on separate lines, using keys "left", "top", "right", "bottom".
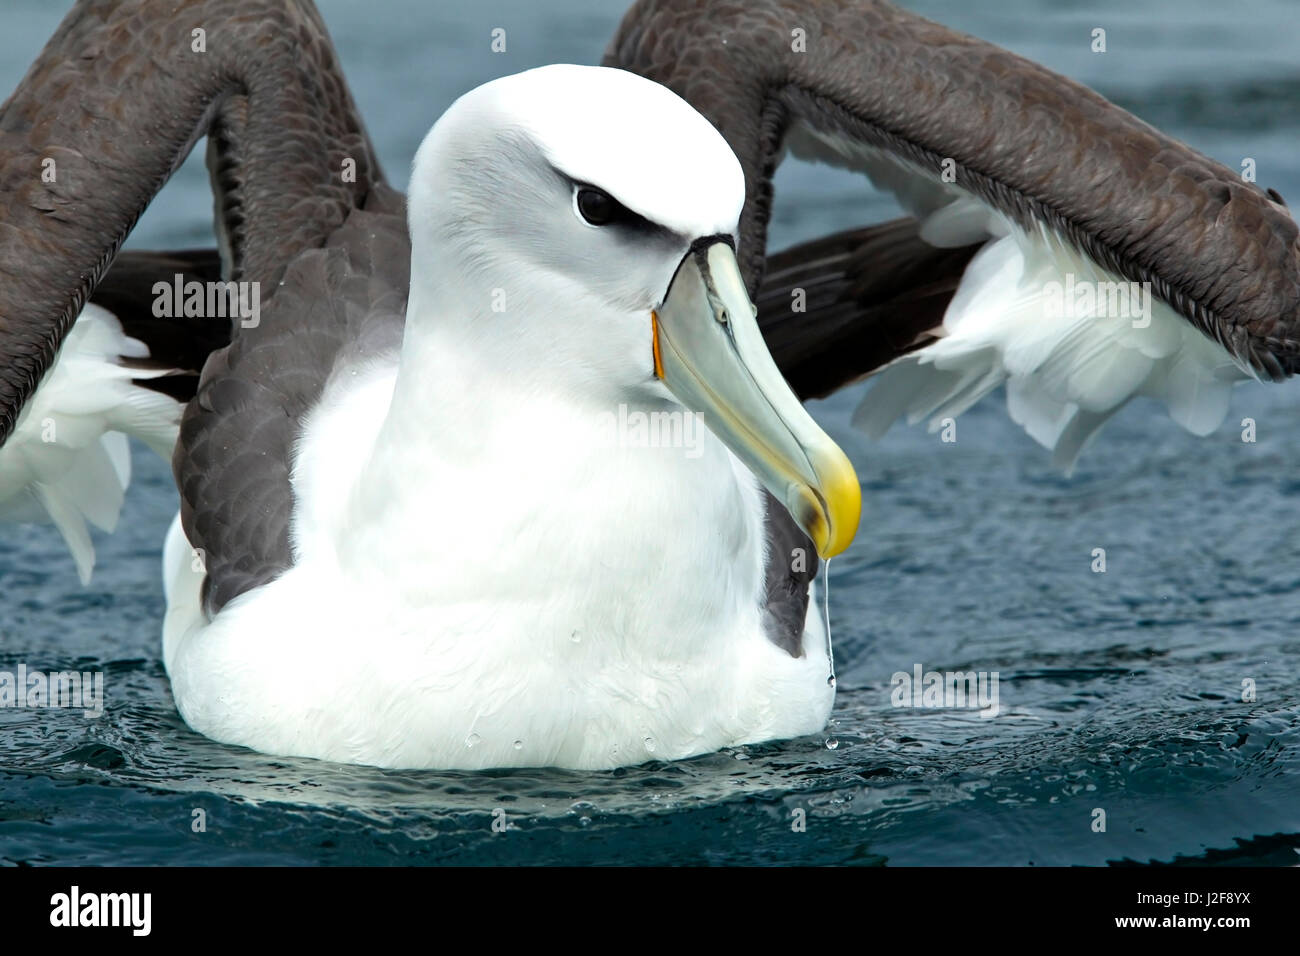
{"left": 761, "top": 491, "right": 818, "bottom": 658}
{"left": 178, "top": 186, "right": 409, "bottom": 615}
{"left": 0, "top": 0, "right": 380, "bottom": 446}
{"left": 0, "top": 0, "right": 392, "bottom": 615}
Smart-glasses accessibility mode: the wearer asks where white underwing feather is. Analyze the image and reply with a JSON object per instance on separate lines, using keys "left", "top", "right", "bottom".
{"left": 0, "top": 304, "right": 182, "bottom": 582}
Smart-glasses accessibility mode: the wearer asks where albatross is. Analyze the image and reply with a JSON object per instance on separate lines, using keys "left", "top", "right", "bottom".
{"left": 147, "top": 64, "right": 860, "bottom": 769}
{"left": 0, "top": 0, "right": 1298, "bottom": 769}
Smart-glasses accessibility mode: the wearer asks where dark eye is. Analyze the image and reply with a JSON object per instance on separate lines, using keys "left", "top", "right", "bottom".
{"left": 571, "top": 183, "right": 662, "bottom": 235}
{"left": 576, "top": 186, "right": 626, "bottom": 226}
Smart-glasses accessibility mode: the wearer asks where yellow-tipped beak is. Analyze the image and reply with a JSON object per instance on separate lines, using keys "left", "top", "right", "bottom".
{"left": 653, "top": 240, "right": 861, "bottom": 558}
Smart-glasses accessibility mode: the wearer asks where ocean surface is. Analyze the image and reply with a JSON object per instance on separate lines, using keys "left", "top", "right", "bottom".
{"left": 1, "top": 0, "right": 1297, "bottom": 866}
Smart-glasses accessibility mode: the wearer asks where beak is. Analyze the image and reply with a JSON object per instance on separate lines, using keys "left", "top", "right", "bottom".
{"left": 653, "top": 239, "right": 861, "bottom": 558}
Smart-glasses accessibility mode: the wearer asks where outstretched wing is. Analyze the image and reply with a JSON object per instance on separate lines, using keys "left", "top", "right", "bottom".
{"left": 0, "top": 0, "right": 386, "bottom": 599}
{"left": 608, "top": 0, "right": 1300, "bottom": 469}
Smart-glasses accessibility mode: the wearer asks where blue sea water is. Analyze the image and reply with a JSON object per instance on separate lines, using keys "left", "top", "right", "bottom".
{"left": 0, "top": 0, "right": 1297, "bottom": 866}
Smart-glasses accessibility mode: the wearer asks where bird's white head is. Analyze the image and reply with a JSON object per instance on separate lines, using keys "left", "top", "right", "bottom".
{"left": 402, "top": 64, "right": 859, "bottom": 558}
{"left": 405, "top": 65, "right": 741, "bottom": 372}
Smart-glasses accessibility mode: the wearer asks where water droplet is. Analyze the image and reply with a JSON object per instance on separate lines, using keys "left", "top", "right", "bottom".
{"left": 827, "top": 675, "right": 837, "bottom": 687}
{"left": 824, "top": 737, "right": 839, "bottom": 750}
{"left": 643, "top": 736, "right": 656, "bottom": 753}
{"left": 570, "top": 630, "right": 581, "bottom": 643}
{"left": 465, "top": 732, "right": 481, "bottom": 748}
{"left": 513, "top": 739, "right": 523, "bottom": 750}
{"left": 579, "top": 815, "right": 592, "bottom": 827}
